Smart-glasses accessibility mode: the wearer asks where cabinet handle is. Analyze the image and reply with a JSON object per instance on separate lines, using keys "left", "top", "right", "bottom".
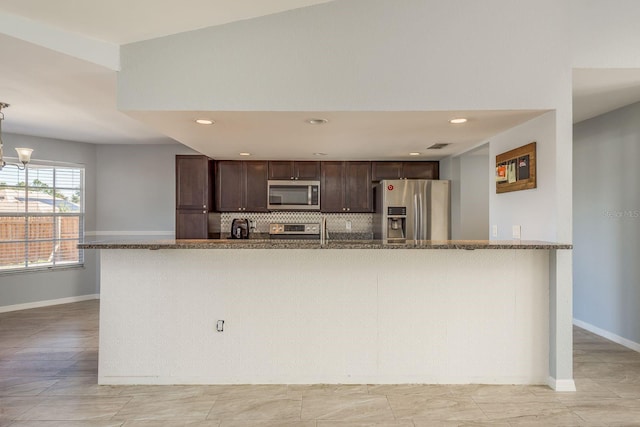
{"left": 342, "top": 208, "right": 346, "bottom": 211}
{"left": 238, "top": 208, "right": 242, "bottom": 211}
{"left": 347, "top": 208, "right": 350, "bottom": 211}
{"left": 203, "top": 204, "right": 206, "bottom": 208}
{"left": 203, "top": 210, "right": 207, "bottom": 214}
{"left": 291, "top": 177, "right": 294, "bottom": 180}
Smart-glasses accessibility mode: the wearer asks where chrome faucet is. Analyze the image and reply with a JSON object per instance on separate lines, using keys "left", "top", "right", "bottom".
{"left": 320, "top": 216, "right": 329, "bottom": 245}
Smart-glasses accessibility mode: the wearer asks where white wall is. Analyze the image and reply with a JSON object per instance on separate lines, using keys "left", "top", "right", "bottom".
{"left": 117, "top": 0, "right": 590, "bottom": 244}
{"left": 1, "top": 133, "right": 98, "bottom": 308}
{"left": 99, "top": 249, "right": 550, "bottom": 385}
{"left": 442, "top": 156, "right": 462, "bottom": 239}
{"left": 460, "top": 146, "right": 490, "bottom": 240}
{"left": 95, "top": 144, "right": 197, "bottom": 235}
{"left": 119, "top": 0, "right": 572, "bottom": 112}
{"left": 569, "top": 0, "right": 640, "bottom": 68}
{"left": 489, "top": 112, "right": 558, "bottom": 241}
{"left": 573, "top": 101, "right": 640, "bottom": 346}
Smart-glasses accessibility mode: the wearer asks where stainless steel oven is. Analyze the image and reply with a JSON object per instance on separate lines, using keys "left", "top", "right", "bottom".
{"left": 267, "top": 180, "right": 320, "bottom": 211}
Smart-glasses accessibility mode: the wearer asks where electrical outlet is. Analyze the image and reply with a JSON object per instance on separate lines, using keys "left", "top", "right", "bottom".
{"left": 345, "top": 220, "right": 352, "bottom": 231}
{"left": 492, "top": 225, "right": 498, "bottom": 237}
{"left": 512, "top": 225, "right": 521, "bottom": 239}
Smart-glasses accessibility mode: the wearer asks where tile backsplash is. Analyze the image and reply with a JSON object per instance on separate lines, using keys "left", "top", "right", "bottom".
{"left": 220, "top": 212, "right": 372, "bottom": 236}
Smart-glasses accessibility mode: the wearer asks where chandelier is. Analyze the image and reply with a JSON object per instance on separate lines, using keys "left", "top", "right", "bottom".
{"left": 0, "top": 102, "right": 33, "bottom": 171}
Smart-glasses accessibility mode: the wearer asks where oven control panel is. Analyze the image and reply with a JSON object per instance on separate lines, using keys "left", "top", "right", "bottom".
{"left": 269, "top": 223, "right": 320, "bottom": 235}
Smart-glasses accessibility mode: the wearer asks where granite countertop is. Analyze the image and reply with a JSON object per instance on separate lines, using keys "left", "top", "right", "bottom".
{"left": 78, "top": 238, "right": 572, "bottom": 250}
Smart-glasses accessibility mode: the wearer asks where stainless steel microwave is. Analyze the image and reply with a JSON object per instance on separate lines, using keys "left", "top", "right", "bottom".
{"left": 267, "top": 180, "right": 320, "bottom": 210}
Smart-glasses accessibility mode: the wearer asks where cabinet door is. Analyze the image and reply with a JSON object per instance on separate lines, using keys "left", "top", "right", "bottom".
{"left": 294, "top": 161, "right": 321, "bottom": 180}
{"left": 371, "top": 162, "right": 403, "bottom": 181}
{"left": 345, "top": 161, "right": 373, "bottom": 212}
{"left": 243, "top": 161, "right": 269, "bottom": 212}
{"left": 176, "top": 210, "right": 208, "bottom": 239}
{"left": 176, "top": 155, "right": 210, "bottom": 209}
{"left": 321, "top": 161, "right": 346, "bottom": 212}
{"left": 268, "top": 161, "right": 295, "bottom": 180}
{"left": 402, "top": 161, "right": 440, "bottom": 179}
{"left": 216, "top": 161, "right": 244, "bottom": 212}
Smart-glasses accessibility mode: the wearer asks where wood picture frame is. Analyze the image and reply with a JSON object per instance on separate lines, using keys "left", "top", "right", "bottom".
{"left": 495, "top": 142, "right": 536, "bottom": 194}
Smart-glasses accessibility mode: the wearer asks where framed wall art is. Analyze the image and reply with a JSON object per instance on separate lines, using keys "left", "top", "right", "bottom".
{"left": 495, "top": 142, "right": 536, "bottom": 194}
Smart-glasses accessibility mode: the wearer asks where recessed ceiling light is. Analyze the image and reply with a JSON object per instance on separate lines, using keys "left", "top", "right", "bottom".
{"left": 239, "top": 152, "right": 251, "bottom": 156}
{"left": 195, "top": 119, "right": 214, "bottom": 125}
{"left": 313, "top": 152, "right": 328, "bottom": 156}
{"left": 449, "top": 118, "right": 467, "bottom": 124}
{"left": 307, "top": 118, "right": 328, "bottom": 125}
{"left": 409, "top": 152, "right": 420, "bottom": 156}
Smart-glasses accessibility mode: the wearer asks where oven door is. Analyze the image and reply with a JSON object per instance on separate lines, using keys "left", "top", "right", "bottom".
{"left": 267, "top": 180, "right": 320, "bottom": 210}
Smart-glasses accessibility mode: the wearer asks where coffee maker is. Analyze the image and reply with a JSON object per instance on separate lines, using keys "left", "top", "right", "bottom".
{"left": 231, "top": 219, "right": 249, "bottom": 239}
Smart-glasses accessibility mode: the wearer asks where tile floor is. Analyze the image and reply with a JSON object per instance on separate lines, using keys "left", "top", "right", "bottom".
{"left": 1, "top": 300, "right": 640, "bottom": 426}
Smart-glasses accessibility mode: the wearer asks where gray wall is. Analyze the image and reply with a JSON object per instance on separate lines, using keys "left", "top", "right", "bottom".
{"left": 0, "top": 136, "right": 197, "bottom": 309}
{"left": 574, "top": 101, "right": 640, "bottom": 345}
{"left": 1, "top": 133, "right": 98, "bottom": 308}
{"left": 95, "top": 144, "right": 197, "bottom": 234}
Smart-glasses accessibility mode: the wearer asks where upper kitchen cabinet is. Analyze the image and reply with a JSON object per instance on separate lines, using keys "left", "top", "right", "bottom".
{"left": 268, "top": 161, "right": 320, "bottom": 180}
{"left": 372, "top": 161, "right": 439, "bottom": 181}
{"left": 176, "top": 155, "right": 213, "bottom": 210}
{"left": 216, "top": 160, "right": 268, "bottom": 212}
{"left": 321, "top": 161, "right": 372, "bottom": 213}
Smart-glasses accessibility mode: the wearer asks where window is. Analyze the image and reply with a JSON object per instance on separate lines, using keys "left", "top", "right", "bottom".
{"left": 0, "top": 163, "right": 84, "bottom": 272}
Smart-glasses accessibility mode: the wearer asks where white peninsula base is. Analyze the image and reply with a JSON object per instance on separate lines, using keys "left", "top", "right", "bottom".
{"left": 96, "top": 247, "right": 574, "bottom": 390}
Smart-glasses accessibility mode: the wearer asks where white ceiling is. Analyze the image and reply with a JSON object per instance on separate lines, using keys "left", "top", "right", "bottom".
{"left": 128, "top": 110, "right": 546, "bottom": 160}
{"left": 573, "top": 69, "right": 640, "bottom": 124}
{"left": 1, "top": 1, "right": 639, "bottom": 159}
{"left": 0, "top": 0, "right": 336, "bottom": 44}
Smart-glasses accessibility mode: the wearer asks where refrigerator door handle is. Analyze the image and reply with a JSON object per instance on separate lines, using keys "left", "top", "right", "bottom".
{"left": 418, "top": 191, "right": 423, "bottom": 240}
{"left": 413, "top": 193, "right": 419, "bottom": 240}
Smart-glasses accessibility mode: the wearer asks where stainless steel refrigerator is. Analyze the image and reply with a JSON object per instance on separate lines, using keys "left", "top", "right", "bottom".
{"left": 374, "top": 179, "right": 451, "bottom": 241}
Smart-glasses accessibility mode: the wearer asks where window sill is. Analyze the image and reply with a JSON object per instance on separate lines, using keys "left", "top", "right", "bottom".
{"left": 0, "top": 264, "right": 85, "bottom": 277}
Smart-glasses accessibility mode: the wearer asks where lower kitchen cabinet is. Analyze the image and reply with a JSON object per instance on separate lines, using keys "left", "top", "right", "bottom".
{"left": 321, "top": 161, "right": 372, "bottom": 212}
{"left": 176, "top": 209, "right": 208, "bottom": 239}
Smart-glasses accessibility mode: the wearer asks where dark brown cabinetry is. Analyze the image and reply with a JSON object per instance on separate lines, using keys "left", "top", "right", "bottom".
{"left": 268, "top": 161, "right": 321, "bottom": 180}
{"left": 176, "top": 209, "right": 209, "bottom": 239}
{"left": 216, "top": 160, "right": 268, "bottom": 212}
{"left": 321, "top": 161, "right": 372, "bottom": 212}
{"left": 372, "top": 161, "right": 439, "bottom": 181}
{"left": 175, "top": 155, "right": 213, "bottom": 239}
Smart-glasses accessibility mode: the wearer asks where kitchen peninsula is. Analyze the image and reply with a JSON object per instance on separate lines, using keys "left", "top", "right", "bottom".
{"left": 80, "top": 238, "right": 575, "bottom": 391}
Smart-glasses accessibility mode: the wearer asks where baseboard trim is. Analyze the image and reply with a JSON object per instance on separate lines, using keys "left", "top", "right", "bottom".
{"left": 0, "top": 294, "right": 99, "bottom": 313}
{"left": 574, "top": 318, "right": 640, "bottom": 353}
{"left": 547, "top": 377, "right": 576, "bottom": 392}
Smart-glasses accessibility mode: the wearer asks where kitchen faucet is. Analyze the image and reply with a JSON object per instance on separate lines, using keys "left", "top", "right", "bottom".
{"left": 320, "top": 216, "right": 329, "bottom": 245}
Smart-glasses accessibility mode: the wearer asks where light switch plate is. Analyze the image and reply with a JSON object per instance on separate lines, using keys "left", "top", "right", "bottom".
{"left": 345, "top": 220, "right": 352, "bottom": 231}
{"left": 512, "top": 225, "right": 521, "bottom": 239}
{"left": 492, "top": 225, "right": 498, "bottom": 237}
